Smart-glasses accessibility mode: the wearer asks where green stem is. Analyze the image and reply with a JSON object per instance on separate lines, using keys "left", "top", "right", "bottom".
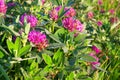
{"left": 62, "top": 0, "right": 63, "bottom": 6}
{"left": 10, "top": 57, "right": 37, "bottom": 64}
{"left": 52, "top": 21, "right": 55, "bottom": 33}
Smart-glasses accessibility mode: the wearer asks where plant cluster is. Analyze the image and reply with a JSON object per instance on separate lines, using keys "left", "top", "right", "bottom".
{"left": 0, "top": 0, "right": 120, "bottom": 80}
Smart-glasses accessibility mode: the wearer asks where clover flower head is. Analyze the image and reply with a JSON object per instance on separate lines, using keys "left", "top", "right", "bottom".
{"left": 27, "top": 14, "right": 38, "bottom": 27}
{"left": 28, "top": 30, "right": 48, "bottom": 51}
{"left": 41, "top": 0, "right": 45, "bottom": 5}
{"left": 62, "top": 17, "right": 84, "bottom": 32}
{"left": 49, "top": 6, "right": 61, "bottom": 21}
{"left": 92, "top": 45, "right": 101, "bottom": 54}
{"left": 55, "top": 6, "right": 62, "bottom": 11}
{"left": 20, "top": 13, "right": 38, "bottom": 28}
{"left": 7, "top": 2, "right": 16, "bottom": 7}
{"left": 87, "top": 11, "right": 94, "bottom": 19}
{"left": 0, "top": 0, "right": 7, "bottom": 14}
{"left": 62, "top": 17, "right": 75, "bottom": 31}
{"left": 109, "top": 9, "right": 115, "bottom": 15}
{"left": 20, "top": 13, "right": 27, "bottom": 25}
{"left": 109, "top": 17, "right": 118, "bottom": 24}
{"left": 100, "top": 8, "right": 105, "bottom": 13}
{"left": 64, "top": 7, "right": 76, "bottom": 17}
{"left": 98, "top": 0, "right": 103, "bottom": 5}
{"left": 49, "top": 9, "right": 59, "bottom": 21}
{"left": 89, "top": 53, "right": 100, "bottom": 68}
{"left": 74, "top": 19, "right": 84, "bottom": 32}
{"left": 0, "top": 0, "right": 5, "bottom": 6}
{"left": 97, "top": 21, "right": 102, "bottom": 27}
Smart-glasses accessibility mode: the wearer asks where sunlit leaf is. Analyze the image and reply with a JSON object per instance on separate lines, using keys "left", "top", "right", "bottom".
{"left": 0, "top": 50, "right": 4, "bottom": 58}
{"left": 6, "top": 39, "right": 14, "bottom": 53}
{"left": 80, "top": 54, "right": 96, "bottom": 62}
{"left": 19, "top": 45, "right": 31, "bottom": 57}
{"left": 47, "top": 43, "right": 65, "bottom": 49}
{"left": 42, "top": 54, "right": 52, "bottom": 65}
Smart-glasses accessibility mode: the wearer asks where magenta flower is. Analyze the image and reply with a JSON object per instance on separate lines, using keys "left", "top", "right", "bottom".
{"left": 87, "top": 11, "right": 94, "bottom": 19}
{"left": 97, "top": 21, "right": 102, "bottom": 27}
{"left": 49, "top": 8, "right": 59, "bottom": 21}
{"left": 7, "top": 2, "right": 16, "bottom": 7}
{"left": 89, "top": 53, "right": 100, "bottom": 68}
{"left": 109, "top": 9, "right": 115, "bottom": 15}
{"left": 62, "top": 17, "right": 84, "bottom": 32}
{"left": 92, "top": 45, "right": 101, "bottom": 54}
{"left": 28, "top": 30, "right": 48, "bottom": 51}
{"left": 27, "top": 15, "right": 38, "bottom": 27}
{"left": 41, "top": 0, "right": 45, "bottom": 5}
{"left": 20, "top": 13, "right": 38, "bottom": 28}
{"left": 0, "top": 0, "right": 7, "bottom": 14}
{"left": 64, "top": 7, "right": 76, "bottom": 17}
{"left": 12, "top": 35, "right": 16, "bottom": 42}
{"left": 55, "top": 6, "right": 62, "bottom": 11}
{"left": 74, "top": 19, "right": 84, "bottom": 32}
{"left": 109, "top": 17, "right": 118, "bottom": 24}
{"left": 20, "top": 13, "right": 27, "bottom": 25}
{"left": 49, "top": 6, "right": 76, "bottom": 20}
{"left": 28, "top": 30, "right": 46, "bottom": 45}
{"left": 98, "top": 0, "right": 103, "bottom": 5}
{"left": 62, "top": 17, "right": 75, "bottom": 31}
{"left": 49, "top": 6, "right": 62, "bottom": 21}
{"left": 100, "top": 8, "right": 105, "bottom": 13}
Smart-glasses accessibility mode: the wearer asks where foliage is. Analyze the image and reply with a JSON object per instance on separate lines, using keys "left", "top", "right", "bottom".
{"left": 0, "top": 0, "right": 120, "bottom": 80}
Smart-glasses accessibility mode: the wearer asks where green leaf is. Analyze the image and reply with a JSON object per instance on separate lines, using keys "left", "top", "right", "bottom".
{"left": 19, "top": 45, "right": 31, "bottom": 57}
{"left": 40, "top": 65, "right": 52, "bottom": 77}
{"left": 6, "top": 15, "right": 14, "bottom": 18}
{"left": 26, "top": 0, "right": 32, "bottom": 4}
{"left": 58, "top": 6, "right": 65, "bottom": 18}
{"left": 14, "top": 37, "right": 21, "bottom": 51}
{"left": 56, "top": 0, "right": 61, "bottom": 5}
{"left": 66, "top": 0, "right": 75, "bottom": 6}
{"left": 60, "top": 8, "right": 70, "bottom": 19}
{"left": 15, "top": 15, "right": 20, "bottom": 23}
{"left": 53, "top": 49, "right": 63, "bottom": 65}
{"left": 62, "top": 46, "right": 68, "bottom": 53}
{"left": 47, "top": 43, "right": 65, "bottom": 49}
{"left": 25, "top": 23, "right": 30, "bottom": 34}
{"left": 80, "top": 54, "right": 96, "bottom": 62}
{"left": 0, "top": 50, "right": 4, "bottom": 58}
{"left": 0, "top": 16, "right": 5, "bottom": 24}
{"left": 68, "top": 32, "right": 74, "bottom": 42}
{"left": 66, "top": 72, "right": 74, "bottom": 80}
{"left": 95, "top": 66, "right": 107, "bottom": 73}
{"left": 49, "top": 34, "right": 62, "bottom": 43}
{"left": 0, "top": 65, "right": 10, "bottom": 80}
{"left": 54, "top": 28, "right": 66, "bottom": 38}
{"left": 1, "top": 33, "right": 6, "bottom": 43}
{"left": 0, "top": 45, "right": 9, "bottom": 55}
{"left": 110, "top": 21, "right": 120, "bottom": 31}
{"left": 1, "top": 24, "right": 20, "bottom": 36}
{"left": 42, "top": 54, "right": 52, "bottom": 65}
{"left": 42, "top": 50, "right": 54, "bottom": 56}
{"left": 74, "top": 33, "right": 87, "bottom": 42}
{"left": 30, "top": 60, "right": 38, "bottom": 70}
{"left": 58, "top": 70, "right": 64, "bottom": 80}
{"left": 85, "top": 77, "right": 93, "bottom": 80}
{"left": 50, "top": 0, "right": 61, "bottom": 5}
{"left": 69, "top": 57, "right": 76, "bottom": 66}
{"left": 20, "top": 67, "right": 29, "bottom": 79}
{"left": 45, "top": 29, "right": 61, "bottom": 43}
{"left": 41, "top": 15, "right": 49, "bottom": 21}
{"left": 65, "top": 66, "right": 80, "bottom": 71}
{"left": 6, "top": 39, "right": 14, "bottom": 53}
